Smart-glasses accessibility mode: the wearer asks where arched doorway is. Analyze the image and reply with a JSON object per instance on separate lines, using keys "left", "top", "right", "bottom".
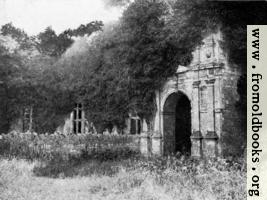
{"left": 163, "top": 91, "right": 191, "bottom": 155}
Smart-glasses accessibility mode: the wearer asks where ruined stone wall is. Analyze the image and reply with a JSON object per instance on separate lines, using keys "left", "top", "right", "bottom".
{"left": 138, "top": 31, "right": 244, "bottom": 158}
{"left": 221, "top": 66, "right": 244, "bottom": 156}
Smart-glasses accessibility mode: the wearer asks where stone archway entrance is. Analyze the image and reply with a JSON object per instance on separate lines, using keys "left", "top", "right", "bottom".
{"left": 163, "top": 91, "right": 191, "bottom": 155}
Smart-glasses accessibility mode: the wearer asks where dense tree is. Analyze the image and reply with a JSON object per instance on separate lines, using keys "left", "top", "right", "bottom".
{"left": 36, "top": 21, "right": 103, "bottom": 57}
{"left": 57, "top": 1, "right": 176, "bottom": 130}
{"left": 57, "top": 29, "right": 129, "bottom": 132}
{"left": 61, "top": 0, "right": 267, "bottom": 149}
{"left": 0, "top": 43, "right": 21, "bottom": 133}
{"left": 103, "top": 0, "right": 131, "bottom": 7}
{"left": 80, "top": 0, "right": 178, "bottom": 129}
{"left": 0, "top": 21, "right": 103, "bottom": 133}
{"left": 1, "top": 23, "right": 34, "bottom": 51}
{"left": 2, "top": 0, "right": 267, "bottom": 137}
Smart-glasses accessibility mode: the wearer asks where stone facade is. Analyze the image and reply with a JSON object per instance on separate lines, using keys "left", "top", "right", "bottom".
{"left": 139, "top": 32, "right": 242, "bottom": 157}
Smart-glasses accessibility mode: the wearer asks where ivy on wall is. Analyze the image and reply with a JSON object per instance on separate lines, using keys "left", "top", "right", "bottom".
{"left": 1, "top": 0, "right": 267, "bottom": 134}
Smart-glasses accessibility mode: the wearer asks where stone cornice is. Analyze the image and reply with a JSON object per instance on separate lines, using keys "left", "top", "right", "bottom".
{"left": 205, "top": 79, "right": 216, "bottom": 84}
{"left": 215, "top": 108, "right": 223, "bottom": 113}
{"left": 204, "top": 131, "right": 218, "bottom": 139}
{"left": 193, "top": 81, "right": 201, "bottom": 88}
{"left": 191, "top": 61, "right": 225, "bottom": 70}
{"left": 191, "top": 131, "right": 203, "bottom": 139}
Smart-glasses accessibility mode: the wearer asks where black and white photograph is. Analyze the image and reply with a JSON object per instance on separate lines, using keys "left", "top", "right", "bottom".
{"left": 0, "top": 0, "right": 267, "bottom": 199}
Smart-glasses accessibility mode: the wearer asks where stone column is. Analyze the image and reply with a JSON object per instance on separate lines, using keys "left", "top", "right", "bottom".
{"left": 139, "top": 131, "right": 150, "bottom": 156}
{"left": 135, "top": 119, "right": 139, "bottom": 134}
{"left": 191, "top": 81, "right": 203, "bottom": 157}
{"left": 142, "top": 119, "right": 148, "bottom": 133}
{"left": 151, "top": 131, "right": 162, "bottom": 156}
{"left": 191, "top": 131, "right": 203, "bottom": 157}
{"left": 70, "top": 112, "right": 74, "bottom": 134}
{"left": 205, "top": 79, "right": 216, "bottom": 134}
{"left": 81, "top": 109, "right": 85, "bottom": 134}
{"left": 192, "top": 81, "right": 201, "bottom": 133}
{"left": 124, "top": 118, "right": 131, "bottom": 135}
{"left": 214, "top": 78, "right": 223, "bottom": 156}
{"left": 203, "top": 79, "right": 218, "bottom": 157}
{"left": 154, "top": 90, "right": 161, "bottom": 133}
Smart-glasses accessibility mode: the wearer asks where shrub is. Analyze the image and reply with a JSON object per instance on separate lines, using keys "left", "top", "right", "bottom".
{"left": 0, "top": 131, "right": 139, "bottom": 162}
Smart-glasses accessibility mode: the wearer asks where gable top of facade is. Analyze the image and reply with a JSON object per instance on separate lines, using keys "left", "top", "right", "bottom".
{"left": 176, "top": 31, "right": 226, "bottom": 74}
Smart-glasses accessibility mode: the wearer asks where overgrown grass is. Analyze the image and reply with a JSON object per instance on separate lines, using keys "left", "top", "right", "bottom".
{"left": 0, "top": 132, "right": 246, "bottom": 200}
{"left": 0, "top": 155, "right": 246, "bottom": 200}
{"left": 33, "top": 148, "right": 140, "bottom": 178}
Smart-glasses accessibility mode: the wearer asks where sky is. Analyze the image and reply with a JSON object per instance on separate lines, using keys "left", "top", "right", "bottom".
{"left": 0, "top": 0, "right": 125, "bottom": 35}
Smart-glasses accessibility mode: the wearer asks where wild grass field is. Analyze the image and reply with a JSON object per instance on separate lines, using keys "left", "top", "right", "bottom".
{"left": 0, "top": 132, "right": 246, "bottom": 200}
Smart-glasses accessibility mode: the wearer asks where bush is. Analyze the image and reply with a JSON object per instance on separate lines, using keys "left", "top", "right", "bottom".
{"left": 0, "top": 131, "right": 139, "bottom": 162}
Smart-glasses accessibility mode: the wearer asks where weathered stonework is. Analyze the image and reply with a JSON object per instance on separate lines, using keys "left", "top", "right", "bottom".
{"left": 139, "top": 132, "right": 150, "bottom": 156}
{"left": 140, "top": 32, "right": 242, "bottom": 157}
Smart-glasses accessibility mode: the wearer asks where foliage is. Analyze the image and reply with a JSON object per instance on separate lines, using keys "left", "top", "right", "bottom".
{"left": 2, "top": 0, "right": 267, "bottom": 134}
{"left": 0, "top": 128, "right": 246, "bottom": 199}
{"left": 0, "top": 131, "right": 139, "bottom": 162}
{"left": 169, "top": 0, "right": 267, "bottom": 110}
{"left": 0, "top": 42, "right": 24, "bottom": 133}
{"left": 103, "top": 0, "right": 131, "bottom": 7}
{"left": 0, "top": 21, "right": 103, "bottom": 133}
{"left": 0, "top": 155, "right": 245, "bottom": 199}
{"left": 1, "top": 22, "right": 34, "bottom": 51}
{"left": 36, "top": 21, "right": 103, "bottom": 57}
{"left": 62, "top": 0, "right": 180, "bottom": 129}
{"left": 61, "top": 0, "right": 267, "bottom": 131}
{"left": 116, "top": 0, "right": 176, "bottom": 117}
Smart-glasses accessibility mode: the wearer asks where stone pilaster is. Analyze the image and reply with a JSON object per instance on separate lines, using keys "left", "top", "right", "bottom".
{"left": 192, "top": 81, "right": 201, "bottom": 133}
{"left": 203, "top": 131, "right": 218, "bottom": 157}
{"left": 205, "top": 79, "right": 216, "bottom": 134}
{"left": 191, "top": 81, "right": 202, "bottom": 157}
{"left": 190, "top": 131, "right": 203, "bottom": 157}
{"left": 139, "top": 131, "right": 150, "bottom": 156}
{"left": 151, "top": 131, "right": 162, "bottom": 156}
{"left": 124, "top": 118, "right": 131, "bottom": 135}
{"left": 203, "top": 79, "right": 218, "bottom": 157}
{"left": 214, "top": 78, "right": 223, "bottom": 156}
{"left": 70, "top": 112, "right": 74, "bottom": 134}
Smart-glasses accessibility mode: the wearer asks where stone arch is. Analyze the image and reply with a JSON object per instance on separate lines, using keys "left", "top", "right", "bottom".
{"left": 160, "top": 88, "right": 191, "bottom": 113}
{"left": 162, "top": 91, "right": 192, "bottom": 155}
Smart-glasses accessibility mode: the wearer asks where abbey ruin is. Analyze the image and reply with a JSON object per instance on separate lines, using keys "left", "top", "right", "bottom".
{"left": 138, "top": 32, "right": 242, "bottom": 157}
{"left": 13, "top": 32, "right": 243, "bottom": 158}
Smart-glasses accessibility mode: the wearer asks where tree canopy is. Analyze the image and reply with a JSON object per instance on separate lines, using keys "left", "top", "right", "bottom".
{"left": 1, "top": 0, "right": 267, "bottom": 133}
{"left": 0, "top": 22, "right": 103, "bottom": 133}
{"left": 65, "top": 0, "right": 267, "bottom": 130}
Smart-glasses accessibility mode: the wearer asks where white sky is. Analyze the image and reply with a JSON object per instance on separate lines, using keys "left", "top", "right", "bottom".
{"left": 0, "top": 0, "right": 123, "bottom": 35}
